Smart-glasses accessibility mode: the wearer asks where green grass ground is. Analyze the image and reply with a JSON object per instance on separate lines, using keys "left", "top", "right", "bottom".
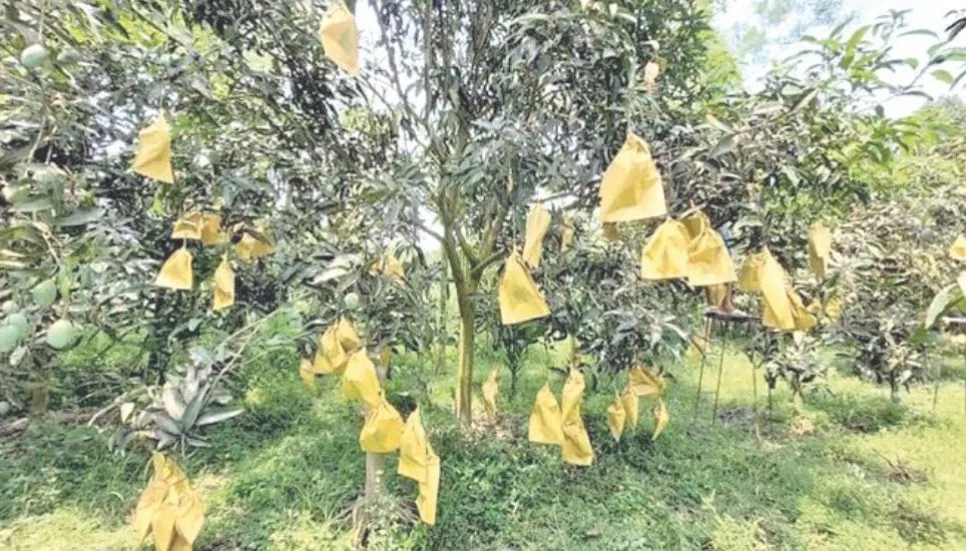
{"left": 3, "top": 340, "right": 966, "bottom": 550}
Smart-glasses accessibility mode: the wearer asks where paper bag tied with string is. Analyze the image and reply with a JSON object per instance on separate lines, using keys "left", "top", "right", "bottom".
{"left": 319, "top": 1, "right": 360, "bottom": 76}
{"left": 212, "top": 255, "right": 234, "bottom": 311}
{"left": 155, "top": 248, "right": 193, "bottom": 290}
{"left": 808, "top": 221, "right": 832, "bottom": 280}
{"left": 641, "top": 219, "right": 691, "bottom": 280}
{"left": 133, "top": 114, "right": 174, "bottom": 184}
{"left": 359, "top": 396, "right": 404, "bottom": 453}
{"left": 560, "top": 369, "right": 593, "bottom": 466}
{"left": 528, "top": 383, "right": 564, "bottom": 445}
{"left": 687, "top": 226, "right": 737, "bottom": 287}
{"left": 498, "top": 251, "right": 550, "bottom": 325}
{"left": 523, "top": 204, "right": 551, "bottom": 268}
{"left": 599, "top": 133, "right": 667, "bottom": 223}
{"left": 342, "top": 349, "right": 381, "bottom": 407}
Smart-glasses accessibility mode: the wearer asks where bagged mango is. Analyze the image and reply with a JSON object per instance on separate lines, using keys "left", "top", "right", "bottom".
{"left": 629, "top": 365, "right": 665, "bottom": 397}
{"left": 172, "top": 212, "right": 203, "bottom": 240}
{"left": 359, "top": 397, "right": 404, "bottom": 453}
{"left": 200, "top": 214, "right": 228, "bottom": 246}
{"left": 132, "top": 114, "right": 174, "bottom": 184}
{"left": 950, "top": 236, "right": 966, "bottom": 261}
{"left": 370, "top": 252, "right": 405, "bottom": 283}
{"left": 640, "top": 219, "right": 691, "bottom": 280}
{"left": 319, "top": 1, "right": 360, "bottom": 76}
{"left": 342, "top": 349, "right": 381, "bottom": 407}
{"left": 681, "top": 210, "right": 710, "bottom": 241}
{"left": 707, "top": 284, "right": 728, "bottom": 308}
{"left": 133, "top": 453, "right": 204, "bottom": 551}
{"left": 523, "top": 204, "right": 551, "bottom": 268}
{"left": 561, "top": 369, "right": 593, "bottom": 466}
{"left": 808, "top": 221, "right": 831, "bottom": 280}
{"left": 336, "top": 317, "right": 362, "bottom": 352}
{"left": 313, "top": 326, "right": 348, "bottom": 374}
{"left": 235, "top": 225, "right": 275, "bottom": 261}
{"left": 738, "top": 251, "right": 766, "bottom": 293}
{"left": 498, "top": 251, "right": 550, "bottom": 325}
{"left": 621, "top": 386, "right": 639, "bottom": 428}
{"left": 759, "top": 249, "right": 794, "bottom": 331}
{"left": 398, "top": 408, "right": 433, "bottom": 483}
{"left": 155, "top": 248, "right": 193, "bottom": 290}
{"left": 606, "top": 392, "right": 626, "bottom": 441}
{"left": 482, "top": 369, "right": 499, "bottom": 419}
{"left": 417, "top": 452, "right": 441, "bottom": 525}
{"left": 687, "top": 226, "right": 736, "bottom": 287}
{"left": 599, "top": 133, "right": 667, "bottom": 223}
{"left": 298, "top": 359, "right": 317, "bottom": 390}
{"left": 528, "top": 383, "right": 564, "bottom": 445}
{"left": 212, "top": 255, "right": 234, "bottom": 311}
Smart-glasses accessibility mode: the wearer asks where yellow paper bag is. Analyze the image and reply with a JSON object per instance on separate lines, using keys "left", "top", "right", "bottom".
{"left": 133, "top": 453, "right": 204, "bottom": 550}
{"left": 652, "top": 398, "right": 669, "bottom": 440}
{"left": 155, "top": 248, "right": 193, "bottom": 290}
{"left": 359, "top": 397, "right": 404, "bottom": 453}
{"left": 212, "top": 255, "right": 234, "bottom": 311}
{"left": 482, "top": 369, "right": 499, "bottom": 419}
{"left": 528, "top": 383, "right": 564, "bottom": 445}
{"left": 314, "top": 326, "right": 346, "bottom": 374}
{"left": 687, "top": 226, "right": 736, "bottom": 287}
{"left": 738, "top": 251, "right": 766, "bottom": 293}
{"left": 236, "top": 225, "right": 275, "bottom": 261}
{"left": 602, "top": 222, "right": 620, "bottom": 241}
{"left": 681, "top": 210, "right": 710, "bottom": 241}
{"left": 319, "top": 1, "right": 360, "bottom": 76}
{"left": 172, "top": 212, "right": 203, "bottom": 240}
{"left": 561, "top": 369, "right": 594, "bottom": 466}
{"left": 707, "top": 284, "right": 728, "bottom": 308}
{"left": 133, "top": 114, "right": 174, "bottom": 183}
{"left": 606, "top": 392, "right": 626, "bottom": 441}
{"left": 342, "top": 349, "right": 381, "bottom": 407}
{"left": 950, "top": 236, "right": 966, "bottom": 261}
{"left": 760, "top": 250, "right": 794, "bottom": 331}
{"left": 561, "top": 216, "right": 575, "bottom": 253}
{"left": 201, "top": 214, "right": 228, "bottom": 246}
{"left": 498, "top": 251, "right": 551, "bottom": 325}
{"left": 336, "top": 317, "right": 362, "bottom": 351}
{"left": 417, "top": 453, "right": 441, "bottom": 525}
{"left": 371, "top": 252, "right": 405, "bottom": 283}
{"left": 299, "top": 359, "right": 317, "bottom": 390}
{"left": 629, "top": 365, "right": 666, "bottom": 397}
{"left": 640, "top": 219, "right": 691, "bottom": 280}
{"left": 621, "top": 386, "right": 639, "bottom": 428}
{"left": 808, "top": 221, "right": 831, "bottom": 280}
{"left": 523, "top": 204, "right": 551, "bottom": 268}
{"left": 599, "top": 133, "right": 667, "bottom": 223}
{"left": 398, "top": 408, "right": 432, "bottom": 483}
{"left": 789, "top": 288, "right": 816, "bottom": 332}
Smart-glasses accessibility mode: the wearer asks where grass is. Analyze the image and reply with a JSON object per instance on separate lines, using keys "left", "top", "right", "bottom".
{"left": 3, "top": 337, "right": 966, "bottom": 550}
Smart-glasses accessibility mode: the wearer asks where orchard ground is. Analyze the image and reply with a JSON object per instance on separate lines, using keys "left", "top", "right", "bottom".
{"left": 3, "top": 321, "right": 966, "bottom": 550}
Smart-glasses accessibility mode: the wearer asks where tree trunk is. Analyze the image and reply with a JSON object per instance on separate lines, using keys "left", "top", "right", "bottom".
{"left": 454, "top": 284, "right": 476, "bottom": 424}
{"left": 364, "top": 350, "right": 389, "bottom": 503}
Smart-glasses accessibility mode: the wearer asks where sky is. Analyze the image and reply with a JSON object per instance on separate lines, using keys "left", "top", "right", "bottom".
{"left": 715, "top": 0, "right": 966, "bottom": 116}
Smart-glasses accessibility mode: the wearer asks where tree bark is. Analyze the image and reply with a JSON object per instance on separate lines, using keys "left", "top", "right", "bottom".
{"left": 454, "top": 283, "right": 476, "bottom": 424}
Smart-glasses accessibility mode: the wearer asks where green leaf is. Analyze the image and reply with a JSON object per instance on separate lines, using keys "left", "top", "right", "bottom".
{"left": 46, "top": 319, "right": 80, "bottom": 350}
{"left": 31, "top": 279, "right": 57, "bottom": 308}
{"left": 7, "top": 313, "right": 29, "bottom": 335}
{"left": 195, "top": 407, "right": 243, "bottom": 426}
{"left": 55, "top": 208, "right": 103, "bottom": 227}
{"left": 925, "top": 283, "right": 962, "bottom": 329}
{"left": 932, "top": 69, "right": 954, "bottom": 85}
{"left": 12, "top": 198, "right": 54, "bottom": 213}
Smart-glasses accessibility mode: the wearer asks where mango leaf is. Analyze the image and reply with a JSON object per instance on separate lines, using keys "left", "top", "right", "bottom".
{"left": 925, "top": 283, "right": 962, "bottom": 329}
{"left": 55, "top": 208, "right": 103, "bottom": 227}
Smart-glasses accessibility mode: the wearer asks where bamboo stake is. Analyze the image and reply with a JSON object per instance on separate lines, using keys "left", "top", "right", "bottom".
{"left": 692, "top": 317, "right": 714, "bottom": 422}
